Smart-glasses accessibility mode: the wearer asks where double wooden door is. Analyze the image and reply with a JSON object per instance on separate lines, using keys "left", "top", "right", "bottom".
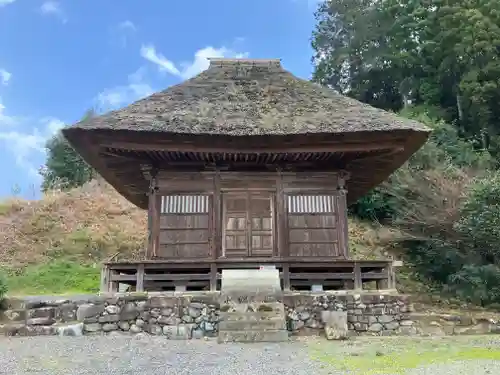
{"left": 222, "top": 191, "right": 274, "bottom": 257}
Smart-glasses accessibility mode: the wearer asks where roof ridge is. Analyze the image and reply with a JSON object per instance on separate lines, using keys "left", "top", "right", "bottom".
{"left": 208, "top": 58, "right": 282, "bottom": 68}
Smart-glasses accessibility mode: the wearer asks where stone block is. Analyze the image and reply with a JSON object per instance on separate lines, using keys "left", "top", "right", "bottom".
{"left": 218, "top": 329, "right": 289, "bottom": 343}
{"left": 148, "top": 296, "right": 178, "bottom": 309}
{"left": 98, "top": 314, "right": 119, "bottom": 323}
{"left": 27, "top": 307, "right": 56, "bottom": 319}
{"left": 76, "top": 304, "right": 105, "bottom": 321}
{"left": 26, "top": 317, "right": 56, "bottom": 326}
{"left": 83, "top": 323, "right": 101, "bottom": 333}
{"left": 149, "top": 324, "right": 163, "bottom": 335}
{"left": 56, "top": 322, "right": 84, "bottom": 336}
{"left": 119, "top": 303, "right": 139, "bottom": 320}
{"left": 221, "top": 269, "right": 281, "bottom": 295}
{"left": 321, "top": 311, "right": 348, "bottom": 340}
{"left": 0, "top": 323, "right": 25, "bottom": 336}
{"left": 57, "top": 303, "right": 77, "bottom": 322}
{"left": 118, "top": 321, "right": 130, "bottom": 331}
{"left": 219, "top": 319, "right": 286, "bottom": 331}
{"left": 1, "top": 309, "right": 25, "bottom": 322}
{"left": 19, "top": 325, "right": 56, "bottom": 336}
{"left": 102, "top": 323, "right": 118, "bottom": 332}
{"left": 130, "top": 324, "right": 143, "bottom": 333}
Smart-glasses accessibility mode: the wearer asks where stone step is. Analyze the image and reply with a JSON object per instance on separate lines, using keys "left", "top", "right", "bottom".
{"left": 217, "top": 329, "right": 289, "bottom": 343}
{"left": 220, "top": 311, "right": 285, "bottom": 321}
{"left": 221, "top": 302, "right": 284, "bottom": 313}
{"left": 219, "top": 318, "right": 286, "bottom": 331}
{"left": 220, "top": 293, "right": 283, "bottom": 303}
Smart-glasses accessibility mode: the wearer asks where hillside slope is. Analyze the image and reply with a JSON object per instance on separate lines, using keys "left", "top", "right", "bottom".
{"left": 0, "top": 180, "right": 400, "bottom": 294}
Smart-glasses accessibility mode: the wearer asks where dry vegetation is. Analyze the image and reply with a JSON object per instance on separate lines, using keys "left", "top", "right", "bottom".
{"left": 0, "top": 179, "right": 147, "bottom": 270}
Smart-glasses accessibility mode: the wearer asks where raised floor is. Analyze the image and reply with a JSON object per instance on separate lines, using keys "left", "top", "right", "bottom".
{"left": 100, "top": 258, "right": 398, "bottom": 293}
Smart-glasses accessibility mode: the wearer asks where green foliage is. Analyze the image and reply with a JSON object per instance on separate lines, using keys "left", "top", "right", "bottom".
{"left": 312, "top": 0, "right": 500, "bottom": 153}
{"left": 5, "top": 261, "right": 100, "bottom": 295}
{"left": 40, "top": 109, "right": 96, "bottom": 191}
{"left": 455, "top": 174, "right": 500, "bottom": 261}
{"left": 446, "top": 265, "right": 500, "bottom": 306}
{"left": 0, "top": 272, "right": 8, "bottom": 300}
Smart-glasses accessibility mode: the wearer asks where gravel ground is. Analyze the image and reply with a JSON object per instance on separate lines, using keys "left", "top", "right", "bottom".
{"left": 0, "top": 336, "right": 327, "bottom": 375}
{"left": 0, "top": 335, "right": 499, "bottom": 375}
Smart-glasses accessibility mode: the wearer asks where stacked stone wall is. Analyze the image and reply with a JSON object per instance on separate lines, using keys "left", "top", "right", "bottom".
{"left": 2, "top": 292, "right": 494, "bottom": 338}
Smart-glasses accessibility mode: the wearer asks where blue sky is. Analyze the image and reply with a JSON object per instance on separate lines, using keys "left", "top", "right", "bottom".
{"left": 0, "top": 0, "right": 320, "bottom": 199}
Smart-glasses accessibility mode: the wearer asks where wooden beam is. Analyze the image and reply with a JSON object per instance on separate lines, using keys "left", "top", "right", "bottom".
{"left": 100, "top": 140, "right": 404, "bottom": 154}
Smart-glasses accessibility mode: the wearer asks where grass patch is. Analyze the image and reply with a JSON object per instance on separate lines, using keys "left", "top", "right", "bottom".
{"left": 4, "top": 261, "right": 100, "bottom": 295}
{"left": 311, "top": 336, "right": 500, "bottom": 374}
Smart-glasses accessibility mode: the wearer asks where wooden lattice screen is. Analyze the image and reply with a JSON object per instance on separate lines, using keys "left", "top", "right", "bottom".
{"left": 158, "top": 194, "right": 211, "bottom": 258}
{"left": 286, "top": 194, "right": 341, "bottom": 257}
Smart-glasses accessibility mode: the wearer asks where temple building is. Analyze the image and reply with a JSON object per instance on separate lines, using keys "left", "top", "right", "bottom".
{"left": 62, "top": 58, "right": 430, "bottom": 293}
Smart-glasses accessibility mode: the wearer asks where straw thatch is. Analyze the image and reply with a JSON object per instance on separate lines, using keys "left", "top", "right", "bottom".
{"left": 66, "top": 59, "right": 428, "bottom": 136}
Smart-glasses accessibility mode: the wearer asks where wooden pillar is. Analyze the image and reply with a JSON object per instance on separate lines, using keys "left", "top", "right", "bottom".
{"left": 336, "top": 171, "right": 350, "bottom": 259}
{"left": 100, "top": 265, "right": 110, "bottom": 293}
{"left": 276, "top": 169, "right": 287, "bottom": 258}
{"left": 136, "top": 264, "right": 145, "bottom": 292}
{"left": 146, "top": 171, "right": 160, "bottom": 259}
{"left": 354, "top": 262, "right": 363, "bottom": 290}
{"left": 212, "top": 171, "right": 221, "bottom": 260}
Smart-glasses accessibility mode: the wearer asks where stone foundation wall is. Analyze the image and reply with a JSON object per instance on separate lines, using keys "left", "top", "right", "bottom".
{"left": 3, "top": 291, "right": 483, "bottom": 338}
{"left": 284, "top": 293, "right": 415, "bottom": 336}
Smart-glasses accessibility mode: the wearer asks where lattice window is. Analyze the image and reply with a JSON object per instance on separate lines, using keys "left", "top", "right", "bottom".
{"left": 160, "top": 195, "right": 209, "bottom": 214}
{"left": 287, "top": 195, "right": 335, "bottom": 213}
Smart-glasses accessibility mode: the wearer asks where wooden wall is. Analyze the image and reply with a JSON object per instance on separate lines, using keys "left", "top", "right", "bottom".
{"left": 148, "top": 171, "right": 349, "bottom": 260}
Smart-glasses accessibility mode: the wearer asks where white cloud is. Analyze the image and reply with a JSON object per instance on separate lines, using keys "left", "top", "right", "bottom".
{"left": 0, "top": 100, "right": 65, "bottom": 178}
{"left": 119, "top": 20, "right": 136, "bottom": 32}
{"left": 111, "top": 20, "right": 137, "bottom": 48}
{"left": 0, "top": 69, "right": 11, "bottom": 85}
{"left": 97, "top": 44, "right": 249, "bottom": 111}
{"left": 141, "top": 45, "right": 249, "bottom": 80}
{"left": 96, "top": 67, "right": 154, "bottom": 110}
{"left": 140, "top": 45, "right": 180, "bottom": 76}
{"left": 0, "top": 0, "right": 15, "bottom": 7}
{"left": 40, "top": 1, "right": 67, "bottom": 23}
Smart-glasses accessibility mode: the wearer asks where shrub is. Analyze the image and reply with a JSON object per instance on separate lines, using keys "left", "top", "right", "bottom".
{"left": 398, "top": 171, "right": 500, "bottom": 306}
{"left": 446, "top": 265, "right": 500, "bottom": 307}
{"left": 350, "top": 106, "right": 493, "bottom": 221}
{"left": 454, "top": 173, "right": 500, "bottom": 263}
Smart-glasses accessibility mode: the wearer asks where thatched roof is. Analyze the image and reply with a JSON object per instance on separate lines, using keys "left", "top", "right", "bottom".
{"left": 66, "top": 58, "right": 428, "bottom": 135}
{"left": 62, "top": 58, "right": 431, "bottom": 209}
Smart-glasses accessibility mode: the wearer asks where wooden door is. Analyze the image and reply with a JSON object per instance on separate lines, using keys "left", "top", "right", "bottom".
{"left": 222, "top": 191, "right": 274, "bottom": 258}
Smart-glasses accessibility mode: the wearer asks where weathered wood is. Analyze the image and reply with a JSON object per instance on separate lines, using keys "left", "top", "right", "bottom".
{"left": 282, "top": 264, "right": 291, "bottom": 291}
{"left": 103, "top": 259, "right": 394, "bottom": 292}
{"left": 100, "top": 139, "right": 403, "bottom": 155}
{"left": 210, "top": 263, "right": 218, "bottom": 291}
{"left": 100, "top": 265, "right": 110, "bottom": 292}
{"left": 136, "top": 264, "right": 145, "bottom": 292}
{"left": 276, "top": 170, "right": 287, "bottom": 258}
{"left": 354, "top": 263, "right": 362, "bottom": 290}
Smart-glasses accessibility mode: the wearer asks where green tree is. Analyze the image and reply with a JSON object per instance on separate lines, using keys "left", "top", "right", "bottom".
{"left": 312, "top": 0, "right": 500, "bottom": 152}
{"left": 40, "top": 109, "right": 96, "bottom": 191}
